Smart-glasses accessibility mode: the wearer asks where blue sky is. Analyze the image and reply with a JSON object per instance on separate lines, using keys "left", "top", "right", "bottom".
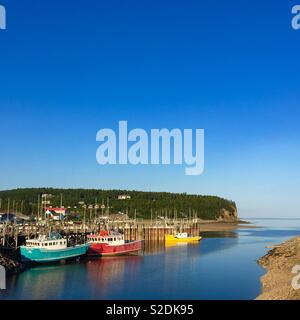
{"left": 0, "top": 0, "right": 300, "bottom": 217}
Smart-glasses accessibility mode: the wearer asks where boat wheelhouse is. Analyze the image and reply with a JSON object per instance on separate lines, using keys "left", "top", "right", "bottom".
{"left": 25, "top": 235, "right": 67, "bottom": 249}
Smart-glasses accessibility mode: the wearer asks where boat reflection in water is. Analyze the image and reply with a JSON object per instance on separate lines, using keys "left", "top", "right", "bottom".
{"left": 165, "top": 241, "right": 199, "bottom": 249}
{"left": 85, "top": 256, "right": 142, "bottom": 298}
{"left": 143, "top": 240, "right": 165, "bottom": 255}
{"left": 5, "top": 261, "right": 87, "bottom": 299}
{"left": 4, "top": 256, "right": 143, "bottom": 300}
{"left": 1, "top": 229, "right": 246, "bottom": 300}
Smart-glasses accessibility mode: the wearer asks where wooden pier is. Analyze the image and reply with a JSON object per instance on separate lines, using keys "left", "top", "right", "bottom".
{"left": 0, "top": 219, "right": 201, "bottom": 253}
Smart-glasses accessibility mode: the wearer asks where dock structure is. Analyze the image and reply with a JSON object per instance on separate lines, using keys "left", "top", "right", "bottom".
{"left": 0, "top": 218, "right": 201, "bottom": 254}
{"left": 121, "top": 223, "right": 201, "bottom": 242}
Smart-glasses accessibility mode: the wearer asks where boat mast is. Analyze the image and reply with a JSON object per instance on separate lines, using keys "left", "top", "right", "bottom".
{"left": 60, "top": 193, "right": 63, "bottom": 222}
{"left": 101, "top": 199, "right": 104, "bottom": 217}
{"left": 107, "top": 197, "right": 110, "bottom": 217}
{"left": 94, "top": 197, "right": 97, "bottom": 223}
{"left": 6, "top": 198, "right": 10, "bottom": 224}
{"left": 106, "top": 197, "right": 110, "bottom": 231}
{"left": 37, "top": 194, "right": 40, "bottom": 224}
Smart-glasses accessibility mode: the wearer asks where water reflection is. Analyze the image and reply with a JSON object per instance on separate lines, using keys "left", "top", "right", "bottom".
{"left": 143, "top": 240, "right": 165, "bottom": 255}
{"left": 3, "top": 219, "right": 300, "bottom": 300}
{"left": 4, "top": 261, "right": 86, "bottom": 299}
{"left": 201, "top": 231, "right": 237, "bottom": 239}
{"left": 85, "top": 256, "right": 142, "bottom": 298}
{"left": 240, "top": 228, "right": 300, "bottom": 238}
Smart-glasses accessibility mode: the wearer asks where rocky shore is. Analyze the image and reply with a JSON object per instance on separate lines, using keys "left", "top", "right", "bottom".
{"left": 257, "top": 236, "right": 300, "bottom": 300}
{"left": 0, "top": 252, "right": 24, "bottom": 275}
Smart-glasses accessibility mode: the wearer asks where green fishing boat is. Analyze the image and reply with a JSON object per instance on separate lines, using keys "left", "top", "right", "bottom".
{"left": 20, "top": 232, "right": 89, "bottom": 263}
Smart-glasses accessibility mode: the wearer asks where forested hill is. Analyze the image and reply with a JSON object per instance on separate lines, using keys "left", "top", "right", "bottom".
{"left": 0, "top": 188, "right": 238, "bottom": 221}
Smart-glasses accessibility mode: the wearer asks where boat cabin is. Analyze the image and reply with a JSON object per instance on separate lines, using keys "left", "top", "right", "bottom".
{"left": 175, "top": 233, "right": 189, "bottom": 239}
{"left": 88, "top": 233, "right": 125, "bottom": 246}
{"left": 25, "top": 234, "right": 67, "bottom": 250}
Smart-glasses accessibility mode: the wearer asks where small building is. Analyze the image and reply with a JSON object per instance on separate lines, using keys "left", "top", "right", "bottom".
{"left": 41, "top": 194, "right": 53, "bottom": 198}
{"left": 45, "top": 210, "right": 65, "bottom": 221}
{"left": 117, "top": 195, "right": 131, "bottom": 200}
{"left": 45, "top": 207, "right": 68, "bottom": 221}
{"left": 45, "top": 207, "right": 67, "bottom": 215}
{"left": 108, "top": 213, "right": 129, "bottom": 221}
{"left": 0, "top": 213, "right": 17, "bottom": 223}
{"left": 0, "top": 213, "right": 25, "bottom": 224}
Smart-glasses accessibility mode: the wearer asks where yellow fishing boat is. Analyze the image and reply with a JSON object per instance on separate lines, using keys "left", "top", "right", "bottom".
{"left": 165, "top": 233, "right": 201, "bottom": 243}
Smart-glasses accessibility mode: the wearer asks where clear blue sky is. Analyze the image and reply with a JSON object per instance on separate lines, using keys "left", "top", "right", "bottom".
{"left": 0, "top": 0, "right": 300, "bottom": 217}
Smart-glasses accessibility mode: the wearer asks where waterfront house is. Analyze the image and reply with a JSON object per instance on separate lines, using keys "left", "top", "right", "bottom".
{"left": 117, "top": 195, "right": 131, "bottom": 200}
{"left": 45, "top": 207, "right": 68, "bottom": 221}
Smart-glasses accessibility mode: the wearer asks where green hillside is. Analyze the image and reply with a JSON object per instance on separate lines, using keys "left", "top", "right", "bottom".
{"left": 0, "top": 188, "right": 238, "bottom": 221}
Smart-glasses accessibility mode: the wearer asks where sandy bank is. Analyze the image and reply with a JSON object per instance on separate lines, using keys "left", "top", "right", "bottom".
{"left": 257, "top": 236, "right": 300, "bottom": 300}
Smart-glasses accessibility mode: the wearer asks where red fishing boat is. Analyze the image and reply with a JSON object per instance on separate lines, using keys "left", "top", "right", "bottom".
{"left": 87, "top": 230, "right": 142, "bottom": 256}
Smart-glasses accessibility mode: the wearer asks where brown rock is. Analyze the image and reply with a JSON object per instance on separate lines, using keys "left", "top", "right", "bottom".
{"left": 257, "top": 236, "right": 300, "bottom": 300}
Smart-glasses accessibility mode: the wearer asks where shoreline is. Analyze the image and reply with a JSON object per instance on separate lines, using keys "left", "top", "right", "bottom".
{"left": 257, "top": 236, "right": 300, "bottom": 300}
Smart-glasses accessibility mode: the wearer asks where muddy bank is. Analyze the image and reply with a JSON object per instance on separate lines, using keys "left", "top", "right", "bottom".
{"left": 257, "top": 236, "right": 300, "bottom": 300}
{"left": 198, "top": 220, "right": 256, "bottom": 232}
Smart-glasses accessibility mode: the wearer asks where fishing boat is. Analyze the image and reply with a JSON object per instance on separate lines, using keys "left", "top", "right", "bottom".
{"left": 87, "top": 230, "right": 142, "bottom": 256}
{"left": 165, "top": 232, "right": 201, "bottom": 243}
{"left": 20, "top": 232, "right": 90, "bottom": 263}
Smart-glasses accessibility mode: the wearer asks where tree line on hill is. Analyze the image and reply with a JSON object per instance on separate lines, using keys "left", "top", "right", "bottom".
{"left": 0, "top": 188, "right": 237, "bottom": 221}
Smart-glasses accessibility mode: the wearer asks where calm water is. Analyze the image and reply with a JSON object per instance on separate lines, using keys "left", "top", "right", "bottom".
{"left": 1, "top": 218, "right": 300, "bottom": 300}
